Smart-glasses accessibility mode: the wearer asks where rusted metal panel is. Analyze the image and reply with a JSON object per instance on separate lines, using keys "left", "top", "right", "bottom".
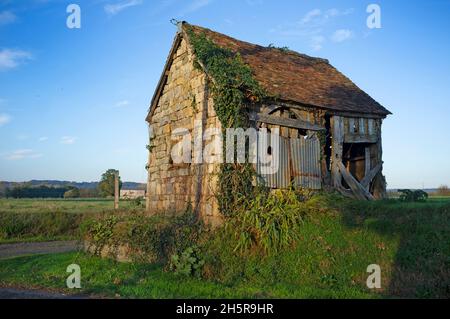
{"left": 276, "top": 137, "right": 290, "bottom": 188}
{"left": 257, "top": 135, "right": 290, "bottom": 189}
{"left": 290, "top": 136, "right": 321, "bottom": 189}
{"left": 258, "top": 134, "right": 321, "bottom": 190}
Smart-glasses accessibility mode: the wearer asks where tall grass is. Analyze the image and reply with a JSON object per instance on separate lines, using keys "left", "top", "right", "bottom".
{"left": 0, "top": 211, "right": 83, "bottom": 242}
{"left": 0, "top": 198, "right": 145, "bottom": 243}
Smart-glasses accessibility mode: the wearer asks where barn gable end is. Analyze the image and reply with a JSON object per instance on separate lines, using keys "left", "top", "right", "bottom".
{"left": 146, "top": 34, "right": 223, "bottom": 226}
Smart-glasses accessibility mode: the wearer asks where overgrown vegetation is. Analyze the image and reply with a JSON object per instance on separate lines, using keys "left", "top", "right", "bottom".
{"left": 170, "top": 246, "right": 205, "bottom": 278}
{"left": 82, "top": 209, "right": 203, "bottom": 264}
{"left": 398, "top": 189, "right": 429, "bottom": 202}
{"left": 0, "top": 198, "right": 142, "bottom": 243}
{"left": 0, "top": 211, "right": 83, "bottom": 243}
{"left": 1, "top": 197, "right": 448, "bottom": 298}
{"left": 226, "top": 189, "right": 312, "bottom": 253}
{"left": 186, "top": 27, "right": 267, "bottom": 217}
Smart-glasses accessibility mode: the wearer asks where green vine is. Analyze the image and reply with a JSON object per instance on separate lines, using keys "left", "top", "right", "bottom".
{"left": 186, "top": 27, "right": 267, "bottom": 216}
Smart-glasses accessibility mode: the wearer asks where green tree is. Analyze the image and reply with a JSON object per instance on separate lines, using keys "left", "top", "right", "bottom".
{"left": 98, "top": 169, "right": 122, "bottom": 197}
{"left": 64, "top": 187, "right": 80, "bottom": 198}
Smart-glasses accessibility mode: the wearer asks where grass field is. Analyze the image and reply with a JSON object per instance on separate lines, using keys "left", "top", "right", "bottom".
{"left": 0, "top": 198, "right": 143, "bottom": 243}
{"left": 0, "top": 196, "right": 449, "bottom": 298}
{"left": 0, "top": 198, "right": 139, "bottom": 215}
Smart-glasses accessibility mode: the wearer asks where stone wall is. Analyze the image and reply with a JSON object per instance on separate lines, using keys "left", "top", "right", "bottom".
{"left": 146, "top": 37, "right": 222, "bottom": 226}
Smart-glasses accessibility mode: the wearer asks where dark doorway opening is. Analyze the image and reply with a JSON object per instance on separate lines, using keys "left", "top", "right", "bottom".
{"left": 341, "top": 142, "right": 372, "bottom": 188}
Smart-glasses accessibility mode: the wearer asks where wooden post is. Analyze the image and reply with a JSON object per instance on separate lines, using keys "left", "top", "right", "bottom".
{"left": 365, "top": 147, "right": 371, "bottom": 177}
{"left": 331, "top": 116, "right": 344, "bottom": 188}
{"left": 114, "top": 172, "right": 119, "bottom": 210}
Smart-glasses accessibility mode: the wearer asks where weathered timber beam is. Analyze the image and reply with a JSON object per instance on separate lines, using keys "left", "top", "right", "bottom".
{"left": 249, "top": 112, "right": 325, "bottom": 131}
{"left": 361, "top": 163, "right": 382, "bottom": 189}
{"left": 262, "top": 102, "right": 386, "bottom": 119}
{"left": 331, "top": 116, "right": 344, "bottom": 188}
{"left": 337, "top": 161, "right": 374, "bottom": 200}
{"left": 344, "top": 134, "right": 378, "bottom": 144}
{"left": 337, "top": 186, "right": 356, "bottom": 199}
{"left": 365, "top": 147, "right": 371, "bottom": 176}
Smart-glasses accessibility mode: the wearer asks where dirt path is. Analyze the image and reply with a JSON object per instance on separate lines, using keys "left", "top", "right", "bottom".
{"left": 0, "top": 287, "right": 88, "bottom": 299}
{"left": 0, "top": 241, "right": 82, "bottom": 260}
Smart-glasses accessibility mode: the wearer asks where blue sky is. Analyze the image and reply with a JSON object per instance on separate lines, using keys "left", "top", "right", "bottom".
{"left": 0, "top": 0, "right": 449, "bottom": 188}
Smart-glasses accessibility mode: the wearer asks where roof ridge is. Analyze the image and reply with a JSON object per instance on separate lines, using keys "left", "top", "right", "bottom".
{"left": 183, "top": 22, "right": 330, "bottom": 64}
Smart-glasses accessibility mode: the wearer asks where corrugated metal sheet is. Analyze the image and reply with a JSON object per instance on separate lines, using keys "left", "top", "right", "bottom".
{"left": 276, "top": 137, "right": 290, "bottom": 188}
{"left": 290, "top": 136, "right": 321, "bottom": 189}
{"left": 257, "top": 135, "right": 290, "bottom": 188}
{"left": 257, "top": 133, "right": 321, "bottom": 190}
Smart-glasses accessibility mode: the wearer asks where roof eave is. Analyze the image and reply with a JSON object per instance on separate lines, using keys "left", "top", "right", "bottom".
{"left": 262, "top": 97, "right": 391, "bottom": 118}
{"left": 145, "top": 32, "right": 183, "bottom": 123}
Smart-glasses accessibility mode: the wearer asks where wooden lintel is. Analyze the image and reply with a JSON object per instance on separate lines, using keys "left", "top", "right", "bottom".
{"left": 344, "top": 134, "right": 378, "bottom": 144}
{"left": 361, "top": 163, "right": 382, "bottom": 189}
{"left": 249, "top": 112, "right": 325, "bottom": 131}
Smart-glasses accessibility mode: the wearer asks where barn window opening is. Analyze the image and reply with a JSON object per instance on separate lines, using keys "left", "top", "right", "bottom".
{"left": 288, "top": 110, "right": 297, "bottom": 119}
{"left": 267, "top": 146, "right": 272, "bottom": 155}
{"left": 298, "top": 128, "right": 308, "bottom": 137}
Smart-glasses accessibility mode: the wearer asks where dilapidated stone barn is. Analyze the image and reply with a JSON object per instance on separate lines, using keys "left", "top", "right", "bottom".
{"left": 145, "top": 22, "right": 391, "bottom": 225}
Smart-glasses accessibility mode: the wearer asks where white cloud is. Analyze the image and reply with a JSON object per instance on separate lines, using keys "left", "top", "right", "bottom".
{"left": 115, "top": 100, "right": 130, "bottom": 107}
{"left": 300, "top": 9, "right": 322, "bottom": 25}
{"left": 0, "top": 49, "right": 32, "bottom": 71}
{"left": 38, "top": 136, "right": 48, "bottom": 142}
{"left": 187, "top": 0, "right": 211, "bottom": 12}
{"left": 325, "top": 8, "right": 354, "bottom": 19}
{"left": 0, "top": 113, "right": 11, "bottom": 126}
{"left": 179, "top": 0, "right": 212, "bottom": 16}
{"left": 310, "top": 35, "right": 325, "bottom": 51}
{"left": 104, "top": 0, "right": 143, "bottom": 16}
{"left": 331, "top": 29, "right": 353, "bottom": 43}
{"left": 4, "top": 149, "right": 43, "bottom": 161}
{"left": 60, "top": 136, "right": 77, "bottom": 144}
{"left": 0, "top": 11, "right": 16, "bottom": 25}
{"left": 270, "top": 7, "right": 354, "bottom": 51}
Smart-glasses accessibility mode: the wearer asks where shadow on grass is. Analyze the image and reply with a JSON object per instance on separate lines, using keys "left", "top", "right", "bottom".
{"left": 341, "top": 199, "right": 450, "bottom": 298}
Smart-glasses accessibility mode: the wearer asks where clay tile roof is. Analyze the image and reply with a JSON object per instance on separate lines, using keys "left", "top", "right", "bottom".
{"left": 186, "top": 23, "right": 391, "bottom": 116}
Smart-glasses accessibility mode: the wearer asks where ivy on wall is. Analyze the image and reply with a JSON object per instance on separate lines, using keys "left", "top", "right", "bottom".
{"left": 186, "top": 27, "right": 267, "bottom": 216}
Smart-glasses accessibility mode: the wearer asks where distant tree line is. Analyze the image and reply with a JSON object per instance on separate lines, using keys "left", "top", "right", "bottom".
{"left": 5, "top": 185, "right": 72, "bottom": 199}
{"left": 437, "top": 185, "right": 450, "bottom": 196}
{"left": 0, "top": 169, "right": 123, "bottom": 199}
